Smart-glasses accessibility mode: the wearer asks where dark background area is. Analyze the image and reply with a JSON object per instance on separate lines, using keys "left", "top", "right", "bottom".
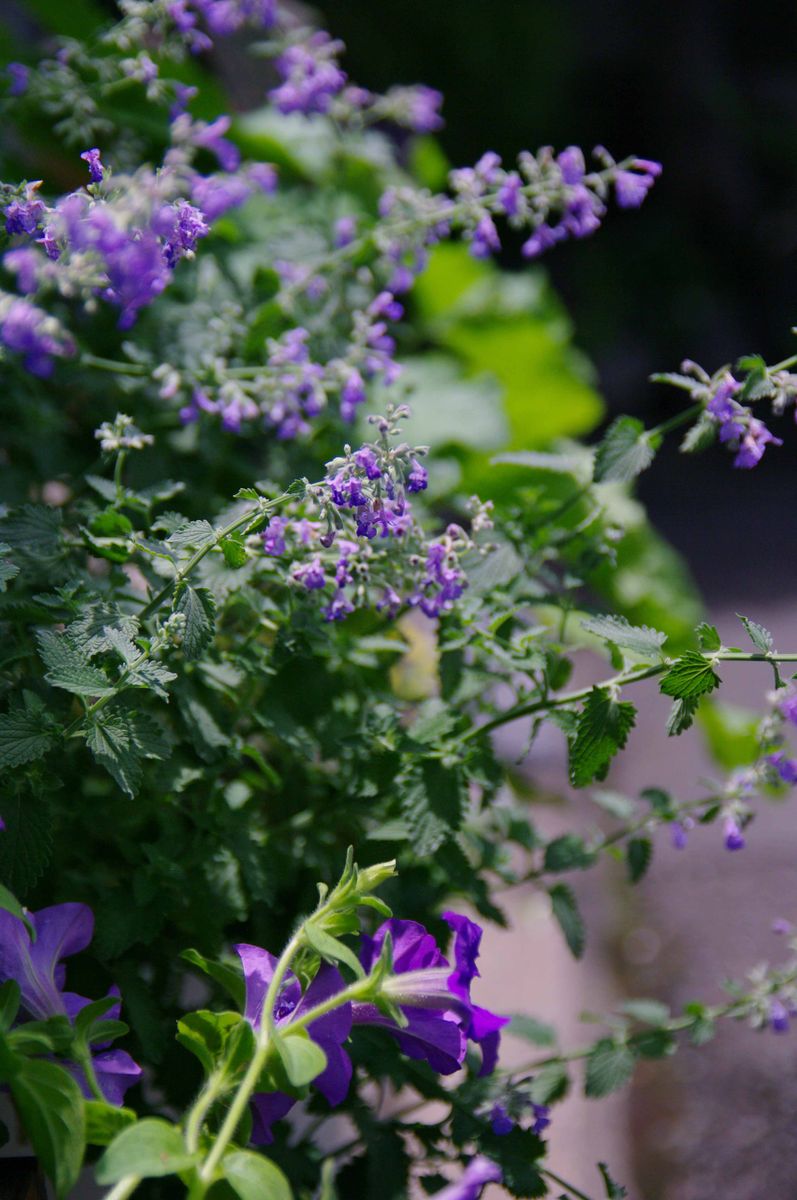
{"left": 319, "top": 0, "right": 797, "bottom": 603}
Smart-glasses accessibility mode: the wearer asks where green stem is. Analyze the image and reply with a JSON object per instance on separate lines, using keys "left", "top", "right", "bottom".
{"left": 466, "top": 651, "right": 797, "bottom": 743}
{"left": 81, "top": 353, "right": 149, "bottom": 377}
{"left": 113, "top": 450, "right": 127, "bottom": 505}
{"left": 539, "top": 1167, "right": 596, "bottom": 1200}
{"left": 185, "top": 1073, "right": 225, "bottom": 1154}
{"left": 647, "top": 401, "right": 703, "bottom": 440}
{"left": 102, "top": 1176, "right": 141, "bottom": 1200}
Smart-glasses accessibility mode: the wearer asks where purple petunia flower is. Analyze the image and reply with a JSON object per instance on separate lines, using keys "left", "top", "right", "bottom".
{"left": 236, "top": 943, "right": 352, "bottom": 1144}
{"left": 0, "top": 903, "right": 141, "bottom": 1104}
{"left": 354, "top": 913, "right": 508, "bottom": 1077}
{"left": 433, "top": 1157, "right": 502, "bottom": 1200}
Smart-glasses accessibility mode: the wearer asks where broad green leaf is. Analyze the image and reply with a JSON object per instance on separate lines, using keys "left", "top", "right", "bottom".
{"left": 0, "top": 505, "right": 62, "bottom": 563}
{"left": 0, "top": 697, "right": 53, "bottom": 770}
{"left": 737, "top": 613, "right": 773, "bottom": 654}
{"left": 593, "top": 416, "right": 656, "bottom": 484}
{"left": 274, "top": 1030, "right": 327, "bottom": 1088}
{"left": 304, "top": 923, "right": 364, "bottom": 979}
{"left": 85, "top": 1101, "right": 137, "bottom": 1146}
{"left": 85, "top": 708, "right": 168, "bottom": 797}
{"left": 584, "top": 1039, "right": 635, "bottom": 1098}
{"left": 659, "top": 651, "right": 721, "bottom": 700}
{"left": 174, "top": 584, "right": 217, "bottom": 659}
{"left": 626, "top": 837, "right": 653, "bottom": 884}
{"left": 548, "top": 883, "right": 585, "bottom": 958}
{"left": 620, "top": 999, "right": 670, "bottom": 1026}
{"left": 529, "top": 1061, "right": 570, "bottom": 1104}
{"left": 95, "top": 1118, "right": 198, "bottom": 1183}
{"left": 665, "top": 695, "right": 699, "bottom": 736}
{"left": 569, "top": 687, "right": 636, "bottom": 787}
{"left": 221, "top": 534, "right": 248, "bottom": 569}
{"left": 223, "top": 1149, "right": 293, "bottom": 1200}
{"left": 8, "top": 1056, "right": 85, "bottom": 1197}
{"left": 507, "top": 1014, "right": 557, "bottom": 1047}
{"left": 580, "top": 614, "right": 667, "bottom": 661}
{"left": 695, "top": 622, "right": 721, "bottom": 652}
{"left": 176, "top": 1009, "right": 246, "bottom": 1076}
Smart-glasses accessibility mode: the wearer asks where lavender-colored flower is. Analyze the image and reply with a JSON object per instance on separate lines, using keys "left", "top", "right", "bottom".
{"left": 496, "top": 171, "right": 523, "bottom": 217}
{"left": 530, "top": 1102, "right": 551, "bottom": 1135}
{"left": 671, "top": 819, "right": 690, "bottom": 850}
{"left": 354, "top": 912, "right": 508, "bottom": 1077}
{"left": 0, "top": 297, "right": 74, "bottom": 377}
{"left": 293, "top": 556, "right": 326, "bottom": 590}
{"left": 270, "top": 32, "right": 347, "bottom": 116}
{"left": 406, "top": 459, "right": 428, "bottom": 494}
{"left": 354, "top": 447, "right": 382, "bottom": 480}
{"left": 614, "top": 158, "right": 663, "bottom": 209}
{"left": 340, "top": 368, "right": 366, "bottom": 421}
{"left": 557, "top": 145, "right": 585, "bottom": 185}
{"left": 772, "top": 918, "right": 792, "bottom": 935}
{"left": 490, "top": 1103, "right": 514, "bottom": 1135}
{"left": 769, "top": 997, "right": 790, "bottom": 1033}
{"left": 433, "top": 1158, "right": 502, "bottom": 1200}
{"left": 732, "top": 417, "right": 782, "bottom": 469}
{"left": 7, "top": 63, "right": 29, "bottom": 97}
{"left": 323, "top": 590, "right": 356, "bottom": 622}
{"left": 382, "top": 84, "right": 444, "bottom": 133}
{"left": 262, "top": 516, "right": 289, "bottom": 556}
{"left": 469, "top": 214, "right": 501, "bottom": 259}
{"left": 158, "top": 200, "right": 209, "bottom": 267}
{"left": 5, "top": 187, "right": 46, "bottom": 236}
{"left": 0, "top": 903, "right": 141, "bottom": 1104}
{"left": 80, "top": 148, "right": 104, "bottom": 184}
{"left": 192, "top": 115, "right": 241, "bottom": 171}
{"left": 521, "top": 221, "right": 566, "bottom": 259}
{"left": 780, "top": 692, "right": 797, "bottom": 725}
{"left": 190, "top": 173, "right": 252, "bottom": 221}
{"left": 723, "top": 816, "right": 745, "bottom": 851}
{"left": 334, "top": 216, "right": 357, "bottom": 248}
{"left": 767, "top": 751, "right": 797, "bottom": 784}
{"left": 236, "top": 943, "right": 352, "bottom": 1144}
{"left": 191, "top": 0, "right": 277, "bottom": 34}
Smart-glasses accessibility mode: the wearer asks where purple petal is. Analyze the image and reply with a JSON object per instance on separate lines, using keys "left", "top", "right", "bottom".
{"left": 235, "top": 943, "right": 301, "bottom": 1028}
{"left": 434, "top": 1157, "right": 502, "bottom": 1200}
{"left": 92, "top": 1049, "right": 142, "bottom": 1105}
{"left": 352, "top": 1002, "right": 465, "bottom": 1074}
{"left": 250, "top": 1090, "right": 295, "bottom": 1145}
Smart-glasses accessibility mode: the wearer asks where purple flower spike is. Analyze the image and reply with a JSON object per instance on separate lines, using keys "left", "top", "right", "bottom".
{"left": 433, "top": 1158, "right": 502, "bottom": 1200}
{"left": 767, "top": 751, "right": 797, "bottom": 784}
{"left": 780, "top": 692, "right": 797, "bottom": 726}
{"left": 614, "top": 158, "right": 662, "bottom": 209}
{"left": 80, "top": 148, "right": 104, "bottom": 184}
{"left": 236, "top": 943, "right": 352, "bottom": 1144}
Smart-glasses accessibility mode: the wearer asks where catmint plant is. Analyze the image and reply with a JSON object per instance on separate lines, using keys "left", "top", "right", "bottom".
{"left": 0, "top": 2, "right": 794, "bottom": 1198}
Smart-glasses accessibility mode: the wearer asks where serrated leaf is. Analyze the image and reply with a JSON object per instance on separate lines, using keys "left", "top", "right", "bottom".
{"left": 737, "top": 613, "right": 773, "bottom": 654}
{"left": 543, "top": 834, "right": 596, "bottom": 872}
{"left": 590, "top": 790, "right": 635, "bottom": 820}
{"left": 626, "top": 837, "right": 653, "bottom": 884}
{"left": 529, "top": 1060, "right": 569, "bottom": 1104}
{"left": 0, "top": 786, "right": 53, "bottom": 893}
{"left": 593, "top": 416, "right": 656, "bottom": 484}
{"left": 85, "top": 708, "right": 168, "bottom": 797}
{"left": 37, "top": 630, "right": 112, "bottom": 696}
{"left": 95, "top": 1118, "right": 198, "bottom": 1182}
{"left": 581, "top": 614, "right": 666, "bottom": 661}
{"left": 659, "top": 651, "right": 721, "bottom": 700}
{"left": 696, "top": 622, "right": 721, "bottom": 651}
{"left": 584, "top": 1039, "right": 635, "bottom": 1098}
{"left": 548, "top": 883, "right": 585, "bottom": 958}
{"left": 69, "top": 604, "right": 140, "bottom": 657}
{"left": 0, "top": 697, "right": 54, "bottom": 770}
{"left": 174, "top": 584, "right": 216, "bottom": 659}
{"left": 569, "top": 687, "right": 636, "bottom": 787}
{"left": 0, "top": 544, "right": 19, "bottom": 592}
{"left": 0, "top": 505, "right": 62, "bottom": 562}
{"left": 223, "top": 1149, "right": 293, "bottom": 1200}
{"left": 620, "top": 999, "right": 670, "bottom": 1026}
{"left": 127, "top": 658, "right": 177, "bottom": 700}
{"left": 598, "top": 1162, "right": 628, "bottom": 1199}
{"left": 507, "top": 1014, "right": 557, "bottom": 1047}
{"left": 167, "top": 520, "right": 215, "bottom": 554}
{"left": 680, "top": 413, "right": 716, "bottom": 453}
{"left": 221, "top": 534, "right": 248, "bottom": 568}
{"left": 5, "top": 1055, "right": 85, "bottom": 1197}
{"left": 665, "top": 695, "right": 699, "bottom": 736}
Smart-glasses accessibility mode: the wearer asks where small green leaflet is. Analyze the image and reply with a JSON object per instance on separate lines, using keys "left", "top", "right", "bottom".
{"left": 581, "top": 613, "right": 667, "bottom": 661}
{"left": 0, "top": 543, "right": 19, "bottom": 592}
{"left": 593, "top": 416, "right": 657, "bottom": 484}
{"left": 173, "top": 584, "right": 216, "bottom": 659}
{"left": 598, "top": 1162, "right": 629, "bottom": 1199}
{"left": 274, "top": 1030, "right": 327, "bottom": 1087}
{"left": 167, "top": 520, "right": 215, "bottom": 555}
{"left": 680, "top": 414, "right": 716, "bottom": 454}
{"left": 543, "top": 834, "right": 596, "bottom": 872}
{"left": 85, "top": 708, "right": 169, "bottom": 797}
{"left": 569, "top": 687, "right": 636, "bottom": 787}
{"left": 695, "top": 622, "right": 721, "bottom": 652}
{"left": 659, "top": 651, "right": 721, "bottom": 700}
{"left": 626, "top": 837, "right": 653, "bottom": 883}
{"left": 84, "top": 1101, "right": 136, "bottom": 1147}
{"left": 0, "top": 695, "right": 54, "bottom": 770}
{"left": 737, "top": 613, "right": 774, "bottom": 654}
{"left": 548, "top": 883, "right": 586, "bottom": 958}
{"left": 507, "top": 1014, "right": 558, "bottom": 1047}
{"left": 620, "top": 999, "right": 670, "bottom": 1026}
{"left": 223, "top": 1150, "right": 293, "bottom": 1200}
{"left": 584, "top": 1038, "right": 636, "bottom": 1098}
{"left": 665, "top": 695, "right": 699, "bottom": 736}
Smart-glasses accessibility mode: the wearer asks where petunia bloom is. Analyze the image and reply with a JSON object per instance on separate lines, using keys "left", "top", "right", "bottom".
{"left": 433, "top": 1157, "right": 502, "bottom": 1200}
{"left": 236, "top": 943, "right": 352, "bottom": 1144}
{"left": 353, "top": 912, "right": 508, "bottom": 1077}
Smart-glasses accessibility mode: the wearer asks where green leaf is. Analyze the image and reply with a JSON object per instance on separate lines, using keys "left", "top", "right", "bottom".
{"left": 37, "top": 630, "right": 112, "bottom": 697}
{"left": 5, "top": 1055, "right": 86, "bottom": 1197}
{"left": 529, "top": 1061, "right": 570, "bottom": 1104}
{"left": 584, "top": 1039, "right": 636, "bottom": 1098}
{"left": 569, "top": 687, "right": 636, "bottom": 787}
{"left": 0, "top": 695, "right": 54, "bottom": 770}
{"left": 274, "top": 1030, "right": 327, "bottom": 1088}
{"left": 0, "top": 544, "right": 19, "bottom": 592}
{"left": 581, "top": 614, "right": 667, "bottom": 661}
{"left": 626, "top": 837, "right": 653, "bottom": 884}
{"left": 180, "top": 949, "right": 245, "bottom": 1008}
{"left": 223, "top": 1149, "right": 293, "bottom": 1200}
{"left": 548, "top": 883, "right": 585, "bottom": 958}
{"left": 95, "top": 1118, "right": 198, "bottom": 1183}
{"left": 680, "top": 413, "right": 716, "bottom": 453}
{"left": 304, "top": 923, "right": 365, "bottom": 979}
{"left": 543, "top": 834, "right": 596, "bottom": 872}
{"left": 85, "top": 708, "right": 168, "bottom": 797}
{"left": 698, "top": 700, "right": 760, "bottom": 769}
{"left": 167, "top": 520, "right": 215, "bottom": 555}
{"left": 598, "top": 1162, "right": 629, "bottom": 1199}
{"left": 507, "top": 1014, "right": 557, "bottom": 1047}
{"left": 0, "top": 981, "right": 21, "bottom": 1032}
{"left": 0, "top": 884, "right": 34, "bottom": 940}
{"left": 0, "top": 786, "right": 53, "bottom": 893}
{"left": 620, "top": 999, "right": 670, "bottom": 1026}
{"left": 696, "top": 622, "right": 721, "bottom": 652}
{"left": 590, "top": 790, "right": 635, "bottom": 820}
{"left": 0, "top": 505, "right": 62, "bottom": 563}
{"left": 665, "top": 695, "right": 700, "bottom": 736}
{"left": 633, "top": 1028, "right": 676, "bottom": 1059}
{"left": 176, "top": 1010, "right": 246, "bottom": 1076}
{"left": 221, "top": 534, "right": 249, "bottom": 569}
{"left": 593, "top": 416, "right": 656, "bottom": 484}
{"left": 85, "top": 1101, "right": 137, "bottom": 1146}
{"left": 737, "top": 613, "right": 773, "bottom": 654}
{"left": 174, "top": 584, "right": 217, "bottom": 659}
{"left": 659, "top": 651, "right": 721, "bottom": 700}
